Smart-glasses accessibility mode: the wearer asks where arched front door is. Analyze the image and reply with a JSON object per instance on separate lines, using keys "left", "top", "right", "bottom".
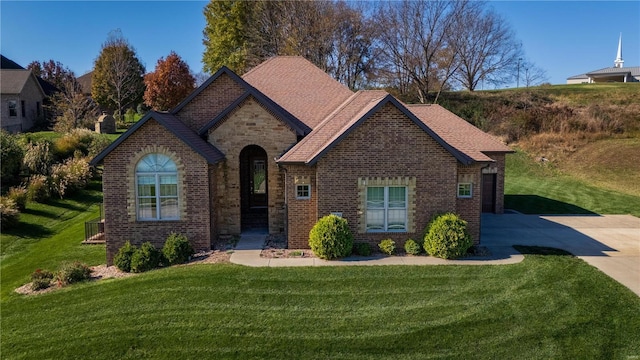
{"left": 240, "top": 145, "right": 268, "bottom": 231}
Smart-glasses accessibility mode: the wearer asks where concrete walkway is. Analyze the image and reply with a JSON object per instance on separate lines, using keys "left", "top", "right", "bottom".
{"left": 230, "top": 214, "right": 640, "bottom": 296}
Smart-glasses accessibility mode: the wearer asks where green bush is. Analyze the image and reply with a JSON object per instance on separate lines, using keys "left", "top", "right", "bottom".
{"left": 353, "top": 242, "right": 372, "bottom": 256}
{"left": 131, "top": 242, "right": 161, "bottom": 273}
{"left": 0, "top": 130, "right": 24, "bottom": 185}
{"left": 114, "top": 241, "right": 136, "bottom": 272}
{"left": 423, "top": 213, "right": 472, "bottom": 259}
{"left": 404, "top": 239, "right": 422, "bottom": 255}
{"left": 6, "top": 186, "right": 28, "bottom": 211}
{"left": 162, "top": 233, "right": 194, "bottom": 266}
{"left": 27, "top": 175, "right": 51, "bottom": 203}
{"left": 55, "top": 261, "right": 92, "bottom": 286}
{"left": 31, "top": 269, "right": 54, "bottom": 291}
{"left": 378, "top": 239, "right": 396, "bottom": 255}
{"left": 308, "top": 215, "right": 354, "bottom": 260}
{"left": 0, "top": 196, "right": 20, "bottom": 231}
{"left": 87, "top": 134, "right": 113, "bottom": 158}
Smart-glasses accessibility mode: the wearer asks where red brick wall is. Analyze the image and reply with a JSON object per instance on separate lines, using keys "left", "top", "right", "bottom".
{"left": 283, "top": 165, "right": 318, "bottom": 248}
{"left": 312, "top": 103, "right": 460, "bottom": 248}
{"left": 455, "top": 164, "right": 482, "bottom": 243}
{"left": 174, "top": 73, "right": 245, "bottom": 132}
{"left": 102, "top": 119, "right": 212, "bottom": 264}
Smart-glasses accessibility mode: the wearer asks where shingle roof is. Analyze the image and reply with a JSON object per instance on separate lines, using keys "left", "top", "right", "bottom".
{"left": 1, "top": 55, "right": 24, "bottom": 70}
{"left": 77, "top": 71, "right": 93, "bottom": 95}
{"left": 242, "top": 56, "right": 354, "bottom": 129}
{"left": 407, "top": 104, "right": 513, "bottom": 162}
{"left": 1, "top": 69, "right": 46, "bottom": 97}
{"left": 90, "top": 111, "right": 225, "bottom": 166}
{"left": 586, "top": 66, "right": 640, "bottom": 76}
{"left": 1, "top": 69, "right": 34, "bottom": 94}
{"left": 278, "top": 91, "right": 487, "bottom": 165}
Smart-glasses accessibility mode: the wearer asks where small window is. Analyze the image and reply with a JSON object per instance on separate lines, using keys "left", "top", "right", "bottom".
{"left": 457, "top": 183, "right": 472, "bottom": 198}
{"left": 36, "top": 102, "right": 41, "bottom": 117}
{"left": 8, "top": 101, "right": 17, "bottom": 117}
{"left": 296, "top": 184, "right": 310, "bottom": 199}
{"left": 21, "top": 100, "right": 25, "bottom": 117}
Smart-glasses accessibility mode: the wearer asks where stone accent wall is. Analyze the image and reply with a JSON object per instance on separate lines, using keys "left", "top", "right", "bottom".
{"left": 283, "top": 165, "right": 318, "bottom": 248}
{"left": 455, "top": 164, "right": 482, "bottom": 243}
{"left": 102, "top": 119, "right": 212, "bottom": 264}
{"left": 208, "top": 97, "right": 297, "bottom": 235}
{"left": 313, "top": 103, "right": 458, "bottom": 249}
{"left": 174, "top": 72, "right": 245, "bottom": 132}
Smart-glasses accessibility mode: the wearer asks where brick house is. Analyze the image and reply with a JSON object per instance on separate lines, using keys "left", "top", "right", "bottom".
{"left": 91, "top": 57, "right": 512, "bottom": 263}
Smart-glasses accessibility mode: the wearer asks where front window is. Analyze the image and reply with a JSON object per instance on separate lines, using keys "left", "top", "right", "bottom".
{"left": 8, "top": 101, "right": 17, "bottom": 117}
{"left": 457, "top": 183, "right": 472, "bottom": 198}
{"left": 136, "top": 154, "right": 179, "bottom": 221}
{"left": 366, "top": 186, "right": 407, "bottom": 232}
{"left": 296, "top": 184, "right": 310, "bottom": 199}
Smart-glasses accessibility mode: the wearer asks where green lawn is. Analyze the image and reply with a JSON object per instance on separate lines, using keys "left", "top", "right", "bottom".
{"left": 2, "top": 251, "right": 639, "bottom": 360}
{"left": 0, "top": 182, "right": 105, "bottom": 300}
{"left": 505, "top": 149, "right": 640, "bottom": 216}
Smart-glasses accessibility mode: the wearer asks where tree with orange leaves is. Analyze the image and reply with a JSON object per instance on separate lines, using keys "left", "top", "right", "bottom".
{"left": 143, "top": 51, "right": 195, "bottom": 111}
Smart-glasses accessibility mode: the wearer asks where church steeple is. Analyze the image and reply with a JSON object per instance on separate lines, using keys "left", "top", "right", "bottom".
{"left": 614, "top": 33, "right": 624, "bottom": 68}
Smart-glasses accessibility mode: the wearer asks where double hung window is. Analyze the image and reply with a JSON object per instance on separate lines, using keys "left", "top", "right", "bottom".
{"left": 136, "top": 154, "right": 179, "bottom": 220}
{"left": 366, "top": 186, "right": 407, "bottom": 232}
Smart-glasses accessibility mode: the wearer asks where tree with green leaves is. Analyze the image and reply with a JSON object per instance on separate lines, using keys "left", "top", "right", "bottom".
{"left": 92, "top": 30, "right": 145, "bottom": 119}
{"left": 202, "top": 1, "right": 251, "bottom": 74}
{"left": 144, "top": 51, "right": 196, "bottom": 111}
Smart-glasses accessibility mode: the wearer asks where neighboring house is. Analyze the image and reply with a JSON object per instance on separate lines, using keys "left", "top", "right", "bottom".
{"left": 567, "top": 34, "right": 640, "bottom": 84}
{"left": 0, "top": 68, "right": 46, "bottom": 133}
{"left": 91, "top": 56, "right": 512, "bottom": 263}
{"left": 77, "top": 71, "right": 93, "bottom": 96}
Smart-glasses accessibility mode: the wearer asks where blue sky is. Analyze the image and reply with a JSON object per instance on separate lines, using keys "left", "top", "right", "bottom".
{"left": 1, "top": 1, "right": 639, "bottom": 87}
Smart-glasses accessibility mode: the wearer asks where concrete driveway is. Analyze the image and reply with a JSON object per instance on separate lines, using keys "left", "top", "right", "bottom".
{"left": 481, "top": 213, "right": 640, "bottom": 296}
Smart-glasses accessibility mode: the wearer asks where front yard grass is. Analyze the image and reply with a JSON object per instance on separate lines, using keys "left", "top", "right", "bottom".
{"left": 2, "top": 253, "right": 640, "bottom": 359}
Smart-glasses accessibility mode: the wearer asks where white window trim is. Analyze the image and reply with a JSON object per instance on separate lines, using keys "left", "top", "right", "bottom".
{"left": 457, "top": 183, "right": 473, "bottom": 198}
{"left": 366, "top": 186, "right": 407, "bottom": 233}
{"left": 295, "top": 183, "right": 311, "bottom": 200}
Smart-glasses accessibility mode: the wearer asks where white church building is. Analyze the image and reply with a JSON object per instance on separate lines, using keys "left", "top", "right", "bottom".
{"left": 567, "top": 34, "right": 640, "bottom": 84}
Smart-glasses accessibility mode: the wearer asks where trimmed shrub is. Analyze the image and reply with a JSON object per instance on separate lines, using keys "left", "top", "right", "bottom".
{"left": 404, "top": 239, "right": 422, "bottom": 255}
{"left": 27, "top": 175, "right": 51, "bottom": 203}
{"left": 0, "top": 196, "right": 20, "bottom": 231}
{"left": 7, "top": 186, "right": 28, "bottom": 211}
{"left": 353, "top": 242, "right": 372, "bottom": 256}
{"left": 423, "top": 213, "right": 472, "bottom": 259}
{"left": 114, "top": 241, "right": 136, "bottom": 272}
{"left": 162, "top": 232, "right": 194, "bottom": 266}
{"left": 308, "top": 214, "right": 354, "bottom": 260}
{"left": 31, "top": 269, "right": 54, "bottom": 291}
{"left": 378, "top": 239, "right": 396, "bottom": 255}
{"left": 55, "top": 261, "right": 92, "bottom": 286}
{"left": 131, "top": 242, "right": 161, "bottom": 273}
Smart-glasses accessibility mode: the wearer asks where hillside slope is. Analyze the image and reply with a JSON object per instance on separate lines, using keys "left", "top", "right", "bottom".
{"left": 437, "top": 83, "right": 640, "bottom": 197}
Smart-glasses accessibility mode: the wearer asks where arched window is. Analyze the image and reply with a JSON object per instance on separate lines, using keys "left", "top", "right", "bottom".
{"left": 136, "top": 154, "right": 179, "bottom": 220}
